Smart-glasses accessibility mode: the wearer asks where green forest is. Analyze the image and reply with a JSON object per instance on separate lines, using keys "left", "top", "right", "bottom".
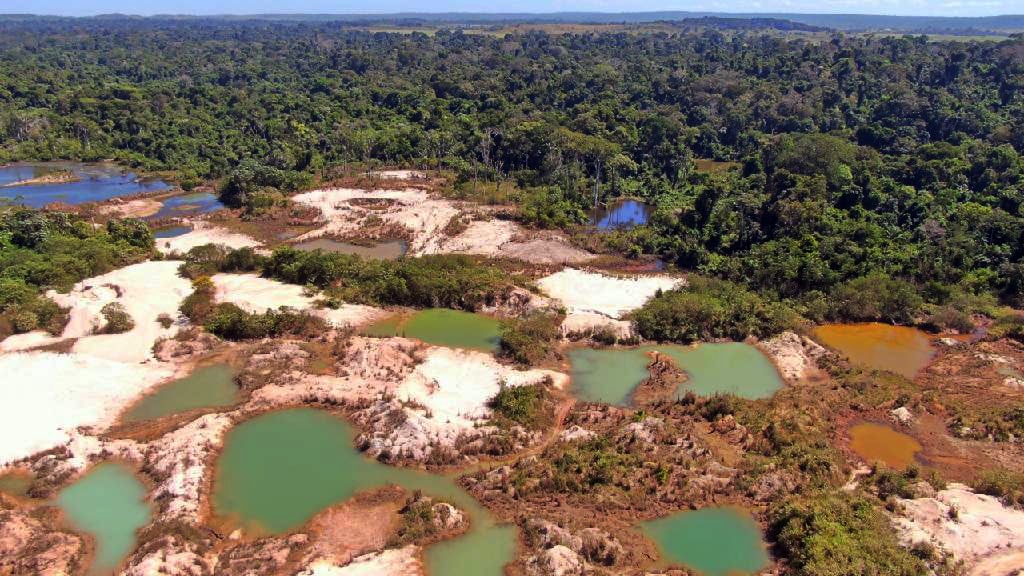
{"left": 1, "top": 19, "right": 1023, "bottom": 316}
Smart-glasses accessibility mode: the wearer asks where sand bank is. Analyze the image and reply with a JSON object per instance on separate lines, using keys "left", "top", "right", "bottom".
{"left": 48, "top": 260, "right": 192, "bottom": 364}
{"left": 211, "top": 273, "right": 384, "bottom": 328}
{"left": 157, "top": 222, "right": 262, "bottom": 255}
{"left": 0, "top": 352, "right": 173, "bottom": 466}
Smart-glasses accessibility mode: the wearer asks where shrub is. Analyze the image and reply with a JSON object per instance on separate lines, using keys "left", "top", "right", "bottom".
{"left": 490, "top": 383, "right": 547, "bottom": 428}
{"left": 830, "top": 273, "right": 923, "bottom": 324}
{"left": 11, "top": 310, "right": 38, "bottom": 333}
{"left": 500, "top": 312, "right": 560, "bottom": 365}
{"left": 770, "top": 491, "right": 927, "bottom": 576}
{"left": 204, "top": 303, "right": 324, "bottom": 340}
{"left": 632, "top": 276, "right": 798, "bottom": 342}
{"left": 99, "top": 302, "right": 135, "bottom": 334}
{"left": 975, "top": 468, "right": 1024, "bottom": 505}
{"left": 179, "top": 277, "right": 217, "bottom": 323}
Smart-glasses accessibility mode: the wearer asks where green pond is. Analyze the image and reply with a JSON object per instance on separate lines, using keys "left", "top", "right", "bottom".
{"left": 364, "top": 308, "right": 503, "bottom": 352}
{"left": 568, "top": 343, "right": 783, "bottom": 406}
{"left": 56, "top": 463, "right": 151, "bottom": 575}
{"left": 642, "top": 507, "right": 769, "bottom": 576}
{"left": 293, "top": 238, "right": 408, "bottom": 259}
{"left": 212, "top": 408, "right": 515, "bottom": 575}
{"left": 122, "top": 364, "right": 239, "bottom": 423}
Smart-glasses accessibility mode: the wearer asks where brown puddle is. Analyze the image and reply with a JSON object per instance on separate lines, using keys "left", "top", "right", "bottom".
{"left": 814, "top": 323, "right": 934, "bottom": 378}
{"left": 849, "top": 422, "right": 922, "bottom": 469}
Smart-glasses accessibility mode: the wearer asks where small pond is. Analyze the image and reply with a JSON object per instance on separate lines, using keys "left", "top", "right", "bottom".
{"left": 591, "top": 199, "right": 651, "bottom": 229}
{"left": 56, "top": 462, "right": 151, "bottom": 575}
{"left": 849, "top": 422, "right": 921, "bottom": 469}
{"left": 813, "top": 323, "right": 934, "bottom": 379}
{"left": 153, "top": 225, "right": 192, "bottom": 239}
{"left": 568, "top": 343, "right": 783, "bottom": 406}
{"left": 121, "top": 364, "right": 238, "bottom": 423}
{"left": 642, "top": 507, "right": 769, "bottom": 576}
{"left": 0, "top": 163, "right": 169, "bottom": 208}
{"left": 363, "top": 308, "right": 503, "bottom": 352}
{"left": 148, "top": 192, "right": 225, "bottom": 220}
{"left": 292, "top": 238, "right": 408, "bottom": 259}
{"left": 0, "top": 470, "right": 32, "bottom": 497}
{"left": 212, "top": 408, "right": 515, "bottom": 575}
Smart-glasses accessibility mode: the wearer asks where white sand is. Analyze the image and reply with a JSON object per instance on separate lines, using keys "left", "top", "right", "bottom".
{"left": 559, "top": 311, "right": 635, "bottom": 340}
{"left": 211, "top": 273, "right": 383, "bottom": 328}
{"left": 98, "top": 198, "right": 163, "bottom": 218}
{"left": 300, "top": 546, "right": 423, "bottom": 576}
{"left": 895, "top": 483, "right": 1024, "bottom": 569}
{"left": 0, "top": 330, "right": 63, "bottom": 352}
{"left": 294, "top": 187, "right": 592, "bottom": 263}
{"left": 0, "top": 352, "right": 173, "bottom": 466}
{"left": 157, "top": 222, "right": 262, "bottom": 255}
{"left": 391, "top": 346, "right": 567, "bottom": 450}
{"left": 537, "top": 268, "right": 682, "bottom": 319}
{"left": 372, "top": 170, "right": 426, "bottom": 180}
{"left": 47, "top": 261, "right": 192, "bottom": 364}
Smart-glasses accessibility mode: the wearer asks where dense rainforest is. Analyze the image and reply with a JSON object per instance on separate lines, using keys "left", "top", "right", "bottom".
{"left": 1, "top": 19, "right": 1024, "bottom": 318}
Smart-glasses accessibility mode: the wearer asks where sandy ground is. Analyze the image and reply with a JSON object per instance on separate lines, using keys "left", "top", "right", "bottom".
{"left": 757, "top": 332, "right": 829, "bottom": 383}
{"left": 425, "top": 219, "right": 594, "bottom": 265}
{"left": 46, "top": 260, "right": 192, "bottom": 363}
{"left": 372, "top": 170, "right": 425, "bottom": 180}
{"left": 157, "top": 222, "right": 262, "bottom": 255}
{"left": 0, "top": 352, "right": 173, "bottom": 466}
{"left": 211, "top": 273, "right": 384, "bottom": 328}
{"left": 537, "top": 269, "right": 682, "bottom": 328}
{"left": 98, "top": 197, "right": 163, "bottom": 218}
{"left": 249, "top": 337, "right": 568, "bottom": 461}
{"left": 0, "top": 330, "right": 64, "bottom": 352}
{"left": 558, "top": 311, "right": 635, "bottom": 340}
{"left": 894, "top": 483, "right": 1024, "bottom": 570}
{"left": 300, "top": 546, "right": 424, "bottom": 576}
{"left": 293, "top": 187, "right": 593, "bottom": 264}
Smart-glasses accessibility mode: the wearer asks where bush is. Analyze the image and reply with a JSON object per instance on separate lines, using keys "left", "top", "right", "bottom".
{"left": 99, "top": 302, "right": 135, "bottom": 334}
{"left": 830, "top": 273, "right": 923, "bottom": 324}
{"left": 500, "top": 312, "right": 560, "bottom": 365}
{"left": 770, "top": 491, "right": 927, "bottom": 576}
{"left": 204, "top": 303, "right": 324, "bottom": 340}
{"left": 179, "top": 277, "right": 217, "bottom": 323}
{"left": 975, "top": 468, "right": 1024, "bottom": 505}
{"left": 632, "top": 276, "right": 798, "bottom": 343}
{"left": 263, "top": 248, "right": 514, "bottom": 310}
{"left": 490, "top": 383, "right": 547, "bottom": 428}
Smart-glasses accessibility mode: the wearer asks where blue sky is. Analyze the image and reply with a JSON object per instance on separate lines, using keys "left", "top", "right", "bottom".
{"left": 4, "top": 0, "right": 1023, "bottom": 17}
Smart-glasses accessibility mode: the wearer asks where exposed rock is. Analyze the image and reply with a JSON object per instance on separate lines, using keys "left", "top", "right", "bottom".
{"left": 579, "top": 527, "right": 624, "bottom": 565}
{"left": 120, "top": 536, "right": 215, "bottom": 576}
{"left": 0, "top": 509, "right": 84, "bottom": 576}
{"left": 757, "top": 331, "right": 825, "bottom": 383}
{"left": 558, "top": 426, "right": 596, "bottom": 443}
{"left": 527, "top": 545, "right": 584, "bottom": 576}
{"left": 894, "top": 483, "right": 1024, "bottom": 570}
{"left": 298, "top": 545, "right": 424, "bottom": 576}
{"left": 891, "top": 406, "right": 915, "bottom": 426}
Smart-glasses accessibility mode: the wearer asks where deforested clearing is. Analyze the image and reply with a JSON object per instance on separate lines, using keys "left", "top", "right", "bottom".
{"left": 157, "top": 222, "right": 262, "bottom": 255}
{"left": 212, "top": 273, "right": 384, "bottom": 328}
{"left": 0, "top": 351, "right": 174, "bottom": 466}
{"left": 47, "top": 260, "right": 192, "bottom": 363}
{"left": 537, "top": 268, "right": 683, "bottom": 319}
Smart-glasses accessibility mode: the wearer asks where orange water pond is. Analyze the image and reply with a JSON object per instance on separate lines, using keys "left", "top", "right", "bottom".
{"left": 849, "top": 422, "right": 922, "bottom": 469}
{"left": 814, "top": 323, "right": 934, "bottom": 378}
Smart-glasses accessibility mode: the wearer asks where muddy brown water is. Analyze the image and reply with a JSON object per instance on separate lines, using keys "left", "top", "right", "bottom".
{"left": 813, "top": 323, "right": 934, "bottom": 378}
{"left": 849, "top": 422, "right": 922, "bottom": 469}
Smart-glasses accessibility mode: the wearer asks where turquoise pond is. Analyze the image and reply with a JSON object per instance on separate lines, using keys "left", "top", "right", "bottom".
{"left": 56, "top": 463, "right": 151, "bottom": 575}
{"left": 642, "top": 507, "right": 769, "bottom": 576}
{"left": 213, "top": 408, "right": 516, "bottom": 575}
{"left": 568, "top": 343, "right": 783, "bottom": 406}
